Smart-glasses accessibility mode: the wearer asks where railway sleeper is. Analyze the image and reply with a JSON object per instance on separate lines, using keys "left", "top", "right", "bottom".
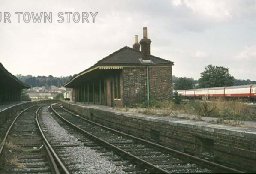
{"left": 52, "top": 104, "right": 231, "bottom": 173}
{"left": 52, "top": 144, "right": 80, "bottom": 147}
{"left": 7, "top": 166, "right": 51, "bottom": 173}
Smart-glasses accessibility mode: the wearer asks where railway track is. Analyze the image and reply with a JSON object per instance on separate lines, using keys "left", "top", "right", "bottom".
{"left": 0, "top": 103, "right": 243, "bottom": 173}
{"left": 51, "top": 103, "right": 243, "bottom": 173}
{"left": 37, "top": 106, "right": 143, "bottom": 173}
{"left": 0, "top": 105, "right": 60, "bottom": 174}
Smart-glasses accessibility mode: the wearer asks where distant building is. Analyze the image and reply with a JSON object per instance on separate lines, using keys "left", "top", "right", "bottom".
{"left": 65, "top": 27, "right": 174, "bottom": 107}
{"left": 27, "top": 86, "right": 67, "bottom": 101}
{"left": 63, "top": 90, "right": 72, "bottom": 100}
{"left": 28, "top": 92, "right": 53, "bottom": 100}
{"left": 0, "top": 63, "right": 29, "bottom": 103}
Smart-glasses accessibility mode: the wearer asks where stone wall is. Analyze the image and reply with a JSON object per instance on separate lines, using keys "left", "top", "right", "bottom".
{"left": 0, "top": 102, "right": 31, "bottom": 126}
{"left": 122, "top": 67, "right": 147, "bottom": 106}
{"left": 122, "top": 66, "right": 172, "bottom": 106}
{"left": 61, "top": 101, "right": 256, "bottom": 172}
{"left": 0, "top": 102, "right": 32, "bottom": 141}
{"left": 0, "top": 100, "right": 57, "bottom": 133}
{"left": 71, "top": 66, "right": 172, "bottom": 107}
{"left": 149, "top": 66, "right": 172, "bottom": 101}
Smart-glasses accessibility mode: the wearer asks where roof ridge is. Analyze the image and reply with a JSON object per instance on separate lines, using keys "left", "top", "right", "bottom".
{"left": 125, "top": 46, "right": 173, "bottom": 63}
{"left": 95, "top": 46, "right": 173, "bottom": 65}
{"left": 95, "top": 46, "right": 129, "bottom": 65}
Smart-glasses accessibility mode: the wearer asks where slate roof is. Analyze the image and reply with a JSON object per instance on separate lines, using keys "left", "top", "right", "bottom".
{"left": 0, "top": 63, "right": 29, "bottom": 89}
{"left": 95, "top": 46, "right": 173, "bottom": 66}
{"left": 65, "top": 46, "right": 174, "bottom": 87}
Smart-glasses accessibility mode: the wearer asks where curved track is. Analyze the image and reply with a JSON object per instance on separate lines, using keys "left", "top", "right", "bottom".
{"left": 37, "top": 105, "right": 148, "bottom": 173}
{"left": 51, "top": 103, "right": 243, "bottom": 173}
{"left": 0, "top": 105, "right": 60, "bottom": 174}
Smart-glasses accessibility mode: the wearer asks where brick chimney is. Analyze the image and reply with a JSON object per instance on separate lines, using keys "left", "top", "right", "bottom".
{"left": 133, "top": 35, "right": 140, "bottom": 51}
{"left": 139, "top": 27, "right": 151, "bottom": 60}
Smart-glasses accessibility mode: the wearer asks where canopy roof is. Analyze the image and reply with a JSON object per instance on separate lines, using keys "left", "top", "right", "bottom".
{"left": 0, "top": 63, "right": 29, "bottom": 89}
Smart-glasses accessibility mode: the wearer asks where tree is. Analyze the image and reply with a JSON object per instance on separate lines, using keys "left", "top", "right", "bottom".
{"left": 16, "top": 75, "right": 72, "bottom": 87}
{"left": 173, "top": 91, "right": 182, "bottom": 104}
{"left": 174, "top": 77, "right": 194, "bottom": 90}
{"left": 234, "top": 79, "right": 256, "bottom": 86}
{"left": 198, "top": 65, "right": 234, "bottom": 88}
{"left": 54, "top": 93, "right": 64, "bottom": 100}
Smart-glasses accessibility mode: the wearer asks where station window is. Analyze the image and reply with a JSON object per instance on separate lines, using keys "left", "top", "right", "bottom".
{"left": 114, "top": 74, "right": 121, "bottom": 99}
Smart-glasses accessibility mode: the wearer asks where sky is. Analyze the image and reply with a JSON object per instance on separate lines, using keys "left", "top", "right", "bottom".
{"left": 0, "top": 0, "right": 256, "bottom": 80}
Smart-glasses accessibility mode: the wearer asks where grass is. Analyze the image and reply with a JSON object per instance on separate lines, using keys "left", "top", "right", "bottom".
{"left": 216, "top": 118, "right": 243, "bottom": 126}
{"left": 5, "top": 140, "right": 26, "bottom": 169}
{"left": 7, "top": 156, "right": 25, "bottom": 168}
{"left": 195, "top": 99, "right": 255, "bottom": 121}
{"left": 120, "top": 98, "right": 255, "bottom": 124}
{"left": 5, "top": 141, "right": 20, "bottom": 151}
{"left": 138, "top": 108, "right": 176, "bottom": 117}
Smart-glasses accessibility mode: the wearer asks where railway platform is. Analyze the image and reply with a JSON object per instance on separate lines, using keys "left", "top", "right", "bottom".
{"left": 61, "top": 101, "right": 256, "bottom": 172}
{"left": 63, "top": 101, "right": 256, "bottom": 131}
{"left": 0, "top": 101, "right": 28, "bottom": 112}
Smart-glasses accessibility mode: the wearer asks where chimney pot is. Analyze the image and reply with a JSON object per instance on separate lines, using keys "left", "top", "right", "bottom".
{"left": 133, "top": 35, "right": 140, "bottom": 51}
{"left": 143, "top": 27, "right": 148, "bottom": 38}
{"left": 135, "top": 35, "right": 138, "bottom": 43}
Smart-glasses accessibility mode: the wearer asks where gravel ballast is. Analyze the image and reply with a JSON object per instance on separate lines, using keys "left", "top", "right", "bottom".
{"left": 40, "top": 107, "right": 126, "bottom": 174}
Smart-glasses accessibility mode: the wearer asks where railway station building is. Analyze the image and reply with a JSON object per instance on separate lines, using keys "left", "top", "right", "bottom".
{"left": 65, "top": 27, "right": 174, "bottom": 107}
{"left": 0, "top": 63, "right": 29, "bottom": 103}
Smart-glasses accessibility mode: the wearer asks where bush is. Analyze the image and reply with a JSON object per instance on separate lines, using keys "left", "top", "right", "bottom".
{"left": 184, "top": 101, "right": 216, "bottom": 120}
{"left": 136, "top": 99, "right": 175, "bottom": 109}
{"left": 180, "top": 99, "right": 254, "bottom": 121}
{"left": 215, "top": 99, "right": 250, "bottom": 120}
{"left": 130, "top": 97, "right": 255, "bottom": 121}
{"left": 173, "top": 91, "right": 182, "bottom": 104}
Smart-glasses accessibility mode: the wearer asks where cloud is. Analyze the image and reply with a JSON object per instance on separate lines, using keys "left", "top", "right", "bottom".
{"left": 167, "top": 0, "right": 256, "bottom": 32}
{"left": 194, "top": 50, "right": 208, "bottom": 58}
{"left": 236, "top": 45, "right": 256, "bottom": 60}
{"left": 228, "top": 45, "right": 256, "bottom": 80}
{"left": 0, "top": 0, "right": 256, "bottom": 81}
{"left": 171, "top": 0, "right": 232, "bottom": 21}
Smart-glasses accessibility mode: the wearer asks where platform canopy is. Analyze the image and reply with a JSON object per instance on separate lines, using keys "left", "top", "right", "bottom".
{"left": 0, "top": 63, "right": 29, "bottom": 89}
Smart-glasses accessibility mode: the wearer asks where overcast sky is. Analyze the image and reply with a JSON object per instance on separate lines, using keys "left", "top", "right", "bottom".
{"left": 0, "top": 0, "right": 256, "bottom": 80}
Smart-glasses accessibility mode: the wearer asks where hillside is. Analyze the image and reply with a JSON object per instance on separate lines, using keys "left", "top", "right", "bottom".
{"left": 16, "top": 75, "right": 72, "bottom": 87}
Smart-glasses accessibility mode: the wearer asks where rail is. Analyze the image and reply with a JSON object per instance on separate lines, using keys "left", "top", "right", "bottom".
{"left": 35, "top": 106, "right": 70, "bottom": 174}
{"left": 51, "top": 103, "right": 244, "bottom": 173}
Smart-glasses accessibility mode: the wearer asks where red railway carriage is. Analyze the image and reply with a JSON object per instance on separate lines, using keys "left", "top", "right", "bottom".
{"left": 252, "top": 85, "right": 256, "bottom": 97}
{"left": 208, "top": 87, "right": 225, "bottom": 97}
{"left": 177, "top": 84, "right": 256, "bottom": 100}
{"left": 225, "top": 85, "right": 252, "bottom": 98}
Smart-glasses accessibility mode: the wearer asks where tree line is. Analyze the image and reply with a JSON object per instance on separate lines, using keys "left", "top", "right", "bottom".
{"left": 16, "top": 65, "right": 255, "bottom": 90}
{"left": 173, "top": 65, "right": 256, "bottom": 90}
{"left": 16, "top": 75, "right": 73, "bottom": 87}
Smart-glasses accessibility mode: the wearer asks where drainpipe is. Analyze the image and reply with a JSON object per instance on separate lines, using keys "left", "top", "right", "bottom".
{"left": 146, "top": 66, "right": 150, "bottom": 107}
